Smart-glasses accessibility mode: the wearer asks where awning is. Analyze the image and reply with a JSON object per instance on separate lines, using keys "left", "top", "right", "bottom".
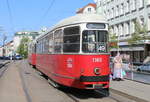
{"left": 111, "top": 46, "right": 144, "bottom": 51}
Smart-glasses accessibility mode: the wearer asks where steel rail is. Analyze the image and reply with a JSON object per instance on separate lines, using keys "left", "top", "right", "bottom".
{"left": 17, "top": 60, "right": 32, "bottom": 102}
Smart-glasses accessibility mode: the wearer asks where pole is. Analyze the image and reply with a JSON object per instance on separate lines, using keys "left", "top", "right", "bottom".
{"left": 131, "top": 63, "right": 133, "bottom": 80}
{"left": 117, "top": 32, "right": 120, "bottom": 54}
{"left": 2, "top": 33, "right": 7, "bottom": 57}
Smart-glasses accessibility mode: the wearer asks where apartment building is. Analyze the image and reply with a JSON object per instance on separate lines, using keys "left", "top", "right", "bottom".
{"left": 95, "top": 0, "right": 150, "bottom": 62}
{"left": 76, "top": 3, "right": 96, "bottom": 14}
{"left": 0, "top": 41, "right": 14, "bottom": 57}
{"left": 13, "top": 31, "right": 40, "bottom": 52}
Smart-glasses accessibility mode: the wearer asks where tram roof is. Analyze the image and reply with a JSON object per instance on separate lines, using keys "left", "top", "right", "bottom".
{"left": 36, "top": 14, "right": 107, "bottom": 41}
{"left": 51, "top": 14, "right": 107, "bottom": 30}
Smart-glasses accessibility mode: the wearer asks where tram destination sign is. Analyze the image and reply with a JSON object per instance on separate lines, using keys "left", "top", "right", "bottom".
{"left": 86, "top": 23, "right": 105, "bottom": 29}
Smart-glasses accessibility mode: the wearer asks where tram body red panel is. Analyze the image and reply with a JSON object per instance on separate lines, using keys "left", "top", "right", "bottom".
{"left": 36, "top": 54, "right": 110, "bottom": 89}
{"left": 28, "top": 53, "right": 36, "bottom": 66}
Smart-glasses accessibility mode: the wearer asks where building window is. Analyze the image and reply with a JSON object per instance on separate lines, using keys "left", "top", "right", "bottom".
{"left": 125, "top": 0, "right": 129, "bottom": 13}
{"left": 116, "top": 5, "right": 119, "bottom": 16}
{"left": 148, "top": 16, "right": 150, "bottom": 31}
{"left": 107, "top": 10, "right": 110, "bottom": 19}
{"left": 110, "top": 8, "right": 113, "bottom": 18}
{"left": 131, "top": 0, "right": 136, "bottom": 11}
{"left": 139, "top": 0, "right": 144, "bottom": 8}
{"left": 131, "top": 20, "right": 135, "bottom": 34}
{"left": 112, "top": 7, "right": 114, "bottom": 18}
{"left": 124, "top": 22, "right": 130, "bottom": 35}
{"left": 114, "top": 26, "right": 119, "bottom": 36}
{"left": 119, "top": 24, "right": 123, "bottom": 36}
{"left": 120, "top": 3, "right": 124, "bottom": 15}
{"left": 140, "top": 16, "right": 144, "bottom": 27}
{"left": 88, "top": 8, "right": 91, "bottom": 12}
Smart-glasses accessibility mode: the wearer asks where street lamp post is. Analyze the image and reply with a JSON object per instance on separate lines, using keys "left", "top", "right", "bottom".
{"left": 2, "top": 34, "right": 7, "bottom": 57}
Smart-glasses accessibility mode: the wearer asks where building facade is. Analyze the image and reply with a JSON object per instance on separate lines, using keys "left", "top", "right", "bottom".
{"left": 95, "top": 0, "right": 150, "bottom": 62}
{"left": 13, "top": 31, "right": 40, "bottom": 52}
{"left": 0, "top": 41, "right": 14, "bottom": 57}
{"left": 0, "top": 46, "right": 2, "bottom": 56}
{"left": 4, "top": 41, "right": 14, "bottom": 57}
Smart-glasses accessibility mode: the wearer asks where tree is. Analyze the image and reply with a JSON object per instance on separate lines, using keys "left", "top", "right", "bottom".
{"left": 17, "top": 37, "right": 30, "bottom": 58}
{"left": 127, "top": 20, "right": 149, "bottom": 61}
{"left": 108, "top": 27, "right": 118, "bottom": 50}
{"left": 128, "top": 20, "right": 149, "bottom": 45}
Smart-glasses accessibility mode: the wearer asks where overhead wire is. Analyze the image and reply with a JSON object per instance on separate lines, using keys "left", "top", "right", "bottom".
{"left": 6, "top": 0, "right": 15, "bottom": 32}
{"left": 6, "top": 0, "right": 16, "bottom": 43}
{"left": 38, "top": 0, "right": 56, "bottom": 27}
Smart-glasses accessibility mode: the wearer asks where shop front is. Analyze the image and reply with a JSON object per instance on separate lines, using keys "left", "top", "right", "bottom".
{"left": 110, "top": 43, "right": 150, "bottom": 63}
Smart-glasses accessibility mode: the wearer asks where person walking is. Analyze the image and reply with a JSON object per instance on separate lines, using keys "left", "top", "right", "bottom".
{"left": 113, "top": 53, "right": 123, "bottom": 81}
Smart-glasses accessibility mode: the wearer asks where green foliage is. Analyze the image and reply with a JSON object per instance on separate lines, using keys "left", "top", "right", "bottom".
{"left": 108, "top": 27, "right": 118, "bottom": 49}
{"left": 17, "top": 37, "right": 30, "bottom": 58}
{"left": 128, "top": 20, "right": 149, "bottom": 45}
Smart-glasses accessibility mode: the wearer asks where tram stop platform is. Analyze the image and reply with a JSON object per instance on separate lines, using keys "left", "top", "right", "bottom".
{"left": 110, "top": 79, "right": 150, "bottom": 102}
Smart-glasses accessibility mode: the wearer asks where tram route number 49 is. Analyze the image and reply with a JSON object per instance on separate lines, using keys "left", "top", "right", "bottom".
{"left": 98, "top": 44, "right": 106, "bottom": 52}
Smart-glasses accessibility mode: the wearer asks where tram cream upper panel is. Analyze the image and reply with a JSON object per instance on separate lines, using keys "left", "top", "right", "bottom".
{"left": 52, "top": 14, "right": 107, "bottom": 30}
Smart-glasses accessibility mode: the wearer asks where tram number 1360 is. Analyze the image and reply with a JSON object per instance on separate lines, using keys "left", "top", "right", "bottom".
{"left": 93, "top": 58, "right": 102, "bottom": 63}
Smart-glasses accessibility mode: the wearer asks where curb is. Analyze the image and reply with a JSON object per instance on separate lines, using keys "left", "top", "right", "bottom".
{"left": 0, "top": 61, "right": 10, "bottom": 68}
{"left": 110, "top": 88, "right": 149, "bottom": 102}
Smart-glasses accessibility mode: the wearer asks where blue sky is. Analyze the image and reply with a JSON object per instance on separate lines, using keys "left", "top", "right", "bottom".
{"left": 0, "top": 0, "right": 94, "bottom": 45}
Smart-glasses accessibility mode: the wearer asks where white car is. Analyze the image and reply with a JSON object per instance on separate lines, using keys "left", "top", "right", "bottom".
{"left": 137, "top": 63, "right": 150, "bottom": 73}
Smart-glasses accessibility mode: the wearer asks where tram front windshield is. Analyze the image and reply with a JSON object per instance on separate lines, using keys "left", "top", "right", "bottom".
{"left": 82, "top": 30, "right": 108, "bottom": 53}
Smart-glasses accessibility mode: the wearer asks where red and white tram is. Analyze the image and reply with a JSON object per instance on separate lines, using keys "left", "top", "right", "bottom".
{"left": 28, "top": 41, "right": 36, "bottom": 67}
{"left": 29, "top": 14, "right": 110, "bottom": 93}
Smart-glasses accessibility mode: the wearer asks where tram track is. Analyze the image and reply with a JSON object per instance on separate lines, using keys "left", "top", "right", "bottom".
{"left": 65, "top": 93, "right": 80, "bottom": 102}
{"left": 0, "top": 62, "right": 10, "bottom": 78}
{"left": 22, "top": 60, "right": 148, "bottom": 102}
{"left": 63, "top": 89, "right": 135, "bottom": 102}
{"left": 17, "top": 60, "right": 32, "bottom": 102}
{"left": 109, "top": 89, "right": 148, "bottom": 102}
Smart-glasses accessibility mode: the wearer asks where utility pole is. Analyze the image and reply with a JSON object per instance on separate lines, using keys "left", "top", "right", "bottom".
{"left": 2, "top": 33, "right": 7, "bottom": 57}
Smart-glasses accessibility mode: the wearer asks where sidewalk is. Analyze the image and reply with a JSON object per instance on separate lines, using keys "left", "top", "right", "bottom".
{"left": 110, "top": 79, "right": 150, "bottom": 102}
{"left": 0, "top": 63, "right": 27, "bottom": 102}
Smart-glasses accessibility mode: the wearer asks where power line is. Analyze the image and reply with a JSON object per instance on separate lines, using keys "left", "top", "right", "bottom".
{"left": 6, "top": 0, "right": 15, "bottom": 32}
{"left": 38, "top": 0, "right": 55, "bottom": 26}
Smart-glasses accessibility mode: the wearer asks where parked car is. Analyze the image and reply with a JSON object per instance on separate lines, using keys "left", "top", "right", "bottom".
{"left": 0, "top": 56, "right": 10, "bottom": 60}
{"left": 0, "top": 56, "right": 3, "bottom": 60}
{"left": 14, "top": 55, "right": 23, "bottom": 60}
{"left": 132, "top": 62, "right": 143, "bottom": 66}
{"left": 136, "top": 63, "right": 150, "bottom": 73}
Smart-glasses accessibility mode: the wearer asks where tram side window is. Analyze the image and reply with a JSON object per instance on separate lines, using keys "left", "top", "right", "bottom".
{"left": 54, "top": 29, "right": 63, "bottom": 53}
{"left": 36, "top": 41, "right": 41, "bottom": 54}
{"left": 43, "top": 35, "right": 49, "bottom": 54}
{"left": 63, "top": 26, "right": 80, "bottom": 53}
{"left": 32, "top": 44, "right": 35, "bottom": 53}
{"left": 49, "top": 33, "right": 54, "bottom": 53}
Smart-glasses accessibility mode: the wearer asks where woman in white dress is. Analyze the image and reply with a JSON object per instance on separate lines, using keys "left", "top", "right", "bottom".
{"left": 113, "top": 53, "right": 123, "bottom": 81}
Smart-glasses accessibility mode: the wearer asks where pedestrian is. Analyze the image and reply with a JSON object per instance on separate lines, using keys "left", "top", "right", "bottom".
{"left": 112, "top": 53, "right": 124, "bottom": 81}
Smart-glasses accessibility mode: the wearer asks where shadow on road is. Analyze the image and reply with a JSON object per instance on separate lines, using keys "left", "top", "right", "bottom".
{"left": 58, "top": 87, "right": 107, "bottom": 99}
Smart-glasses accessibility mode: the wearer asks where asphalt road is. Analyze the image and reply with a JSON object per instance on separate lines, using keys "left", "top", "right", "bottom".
{"left": 0, "top": 60, "right": 136, "bottom": 102}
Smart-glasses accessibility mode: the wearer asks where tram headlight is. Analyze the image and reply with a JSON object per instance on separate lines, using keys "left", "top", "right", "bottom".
{"left": 94, "top": 67, "right": 100, "bottom": 75}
